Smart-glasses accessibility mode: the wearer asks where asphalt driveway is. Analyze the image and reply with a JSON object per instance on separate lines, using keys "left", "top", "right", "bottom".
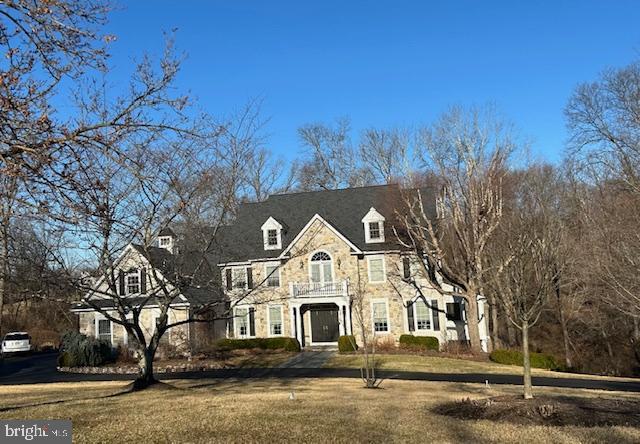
{"left": 2, "top": 352, "right": 640, "bottom": 393}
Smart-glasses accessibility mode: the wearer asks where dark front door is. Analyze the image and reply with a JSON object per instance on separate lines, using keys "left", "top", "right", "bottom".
{"left": 310, "top": 306, "right": 339, "bottom": 343}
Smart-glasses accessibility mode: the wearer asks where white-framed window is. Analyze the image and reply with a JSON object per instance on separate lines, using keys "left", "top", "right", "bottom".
{"left": 96, "top": 318, "right": 113, "bottom": 345}
{"left": 159, "top": 236, "right": 171, "bottom": 247}
{"left": 372, "top": 299, "right": 390, "bottom": 333}
{"left": 235, "top": 307, "right": 249, "bottom": 337}
{"left": 367, "top": 255, "right": 386, "bottom": 283}
{"left": 415, "top": 299, "right": 431, "bottom": 330}
{"left": 232, "top": 267, "right": 247, "bottom": 289}
{"left": 361, "top": 207, "right": 386, "bottom": 243}
{"left": 268, "top": 305, "right": 283, "bottom": 336}
{"left": 368, "top": 222, "right": 381, "bottom": 240}
{"left": 309, "top": 251, "right": 333, "bottom": 284}
{"left": 264, "top": 263, "right": 280, "bottom": 287}
{"left": 267, "top": 229, "right": 278, "bottom": 246}
{"left": 261, "top": 217, "right": 283, "bottom": 250}
{"left": 126, "top": 271, "right": 140, "bottom": 294}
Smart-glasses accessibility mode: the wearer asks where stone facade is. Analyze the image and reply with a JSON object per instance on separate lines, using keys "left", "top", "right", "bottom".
{"left": 224, "top": 217, "right": 473, "bottom": 348}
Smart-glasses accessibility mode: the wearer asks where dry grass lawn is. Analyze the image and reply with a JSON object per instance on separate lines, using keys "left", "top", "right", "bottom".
{"left": 0, "top": 378, "right": 639, "bottom": 443}
{"left": 325, "top": 353, "right": 639, "bottom": 381}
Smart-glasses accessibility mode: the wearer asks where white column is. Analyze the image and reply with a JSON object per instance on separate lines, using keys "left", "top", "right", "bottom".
{"left": 289, "top": 305, "right": 296, "bottom": 339}
{"left": 345, "top": 301, "right": 352, "bottom": 335}
{"left": 339, "top": 304, "right": 346, "bottom": 336}
{"left": 295, "top": 305, "right": 303, "bottom": 346}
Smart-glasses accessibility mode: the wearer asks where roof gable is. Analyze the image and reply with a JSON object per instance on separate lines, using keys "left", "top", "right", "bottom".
{"left": 279, "top": 213, "right": 363, "bottom": 257}
{"left": 217, "top": 184, "right": 418, "bottom": 263}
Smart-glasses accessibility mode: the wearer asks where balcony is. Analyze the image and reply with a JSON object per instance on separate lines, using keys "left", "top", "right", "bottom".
{"left": 289, "top": 280, "right": 348, "bottom": 299}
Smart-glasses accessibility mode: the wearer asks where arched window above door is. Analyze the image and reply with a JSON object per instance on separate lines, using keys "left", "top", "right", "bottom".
{"left": 310, "top": 251, "right": 333, "bottom": 283}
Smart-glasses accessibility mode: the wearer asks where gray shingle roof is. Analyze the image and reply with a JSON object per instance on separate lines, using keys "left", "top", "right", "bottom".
{"left": 217, "top": 184, "right": 426, "bottom": 263}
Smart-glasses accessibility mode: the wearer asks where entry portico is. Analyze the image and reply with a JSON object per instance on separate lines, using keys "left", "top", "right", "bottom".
{"left": 289, "top": 280, "right": 352, "bottom": 347}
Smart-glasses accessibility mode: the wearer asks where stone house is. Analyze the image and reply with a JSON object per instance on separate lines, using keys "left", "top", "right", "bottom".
{"left": 217, "top": 184, "right": 488, "bottom": 351}
{"left": 72, "top": 184, "right": 489, "bottom": 352}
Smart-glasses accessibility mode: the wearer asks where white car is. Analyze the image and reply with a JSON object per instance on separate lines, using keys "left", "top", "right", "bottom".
{"left": 1, "top": 332, "right": 32, "bottom": 355}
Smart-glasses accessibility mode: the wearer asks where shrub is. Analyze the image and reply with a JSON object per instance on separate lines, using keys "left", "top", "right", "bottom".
{"left": 490, "top": 349, "right": 563, "bottom": 371}
{"left": 57, "top": 331, "right": 113, "bottom": 367}
{"left": 338, "top": 335, "right": 358, "bottom": 353}
{"left": 216, "top": 337, "right": 301, "bottom": 352}
{"left": 399, "top": 334, "right": 440, "bottom": 351}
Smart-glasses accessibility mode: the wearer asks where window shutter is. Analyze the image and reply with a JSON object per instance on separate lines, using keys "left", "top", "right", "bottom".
{"left": 140, "top": 268, "right": 147, "bottom": 294}
{"left": 402, "top": 257, "right": 411, "bottom": 279}
{"left": 247, "top": 267, "right": 253, "bottom": 289}
{"left": 225, "top": 269, "right": 232, "bottom": 291}
{"left": 431, "top": 300, "right": 440, "bottom": 331}
{"left": 118, "top": 271, "right": 125, "bottom": 295}
{"left": 407, "top": 301, "right": 415, "bottom": 331}
{"left": 249, "top": 308, "right": 256, "bottom": 336}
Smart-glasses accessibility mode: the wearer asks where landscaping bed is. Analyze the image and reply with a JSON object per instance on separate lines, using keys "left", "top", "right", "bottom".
{"left": 434, "top": 394, "right": 640, "bottom": 427}
{"left": 57, "top": 349, "right": 295, "bottom": 374}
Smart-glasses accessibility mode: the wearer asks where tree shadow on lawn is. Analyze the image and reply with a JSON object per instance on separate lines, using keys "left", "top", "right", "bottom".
{"left": 186, "top": 376, "right": 300, "bottom": 393}
{"left": 0, "top": 380, "right": 182, "bottom": 413}
{"left": 433, "top": 394, "right": 640, "bottom": 427}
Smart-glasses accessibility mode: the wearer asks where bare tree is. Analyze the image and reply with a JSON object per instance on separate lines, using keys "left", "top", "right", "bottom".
{"left": 487, "top": 170, "right": 560, "bottom": 399}
{"left": 359, "top": 127, "right": 412, "bottom": 184}
{"left": 297, "top": 118, "right": 372, "bottom": 190}
{"left": 398, "top": 106, "right": 515, "bottom": 353}
{"left": 348, "top": 263, "right": 382, "bottom": 388}
{"left": 566, "top": 60, "right": 640, "bottom": 194}
{"left": 566, "top": 60, "right": 640, "bottom": 361}
{"left": 243, "top": 148, "right": 298, "bottom": 202}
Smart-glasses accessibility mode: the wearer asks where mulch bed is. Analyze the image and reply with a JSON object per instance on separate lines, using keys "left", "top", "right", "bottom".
{"left": 433, "top": 395, "right": 640, "bottom": 427}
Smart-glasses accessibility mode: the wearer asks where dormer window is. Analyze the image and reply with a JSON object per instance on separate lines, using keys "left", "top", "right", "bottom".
{"left": 361, "top": 207, "right": 386, "bottom": 243}
{"left": 267, "top": 229, "right": 279, "bottom": 247}
{"left": 261, "top": 217, "right": 283, "bottom": 250}
{"left": 157, "top": 227, "right": 175, "bottom": 253}
{"left": 368, "top": 222, "right": 381, "bottom": 240}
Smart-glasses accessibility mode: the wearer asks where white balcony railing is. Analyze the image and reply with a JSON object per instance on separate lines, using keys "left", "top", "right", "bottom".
{"left": 289, "top": 280, "right": 348, "bottom": 298}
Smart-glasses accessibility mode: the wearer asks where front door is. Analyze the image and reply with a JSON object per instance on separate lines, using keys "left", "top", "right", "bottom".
{"left": 310, "top": 306, "right": 340, "bottom": 343}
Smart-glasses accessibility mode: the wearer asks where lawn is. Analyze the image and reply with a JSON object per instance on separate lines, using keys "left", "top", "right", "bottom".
{"left": 324, "top": 353, "right": 639, "bottom": 381}
{"left": 0, "top": 379, "right": 639, "bottom": 443}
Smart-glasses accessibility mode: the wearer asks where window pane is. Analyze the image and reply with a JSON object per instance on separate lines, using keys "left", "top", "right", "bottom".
{"left": 415, "top": 300, "right": 431, "bottom": 330}
{"left": 126, "top": 273, "right": 140, "bottom": 294}
{"left": 269, "top": 306, "right": 282, "bottom": 336}
{"left": 369, "top": 258, "right": 384, "bottom": 282}
{"left": 310, "top": 263, "right": 321, "bottom": 283}
{"left": 322, "top": 263, "right": 332, "bottom": 282}
{"left": 232, "top": 268, "right": 246, "bottom": 288}
{"left": 266, "top": 265, "right": 280, "bottom": 287}
{"left": 267, "top": 229, "right": 278, "bottom": 245}
{"left": 372, "top": 301, "right": 389, "bottom": 332}
{"left": 236, "top": 308, "right": 248, "bottom": 337}
{"left": 98, "top": 319, "right": 112, "bottom": 343}
{"left": 369, "top": 222, "right": 381, "bottom": 239}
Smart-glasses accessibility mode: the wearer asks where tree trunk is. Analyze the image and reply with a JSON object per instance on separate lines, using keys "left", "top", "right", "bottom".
{"left": 0, "top": 223, "right": 7, "bottom": 337}
{"left": 506, "top": 320, "right": 518, "bottom": 347}
{"left": 521, "top": 320, "right": 533, "bottom": 400}
{"left": 488, "top": 299, "right": 500, "bottom": 351}
{"left": 464, "top": 292, "right": 483, "bottom": 353}
{"left": 132, "top": 347, "right": 157, "bottom": 390}
{"left": 555, "top": 277, "right": 572, "bottom": 369}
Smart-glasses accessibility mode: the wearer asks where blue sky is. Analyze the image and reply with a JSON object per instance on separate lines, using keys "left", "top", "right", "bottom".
{"left": 106, "top": 1, "right": 640, "bottom": 163}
